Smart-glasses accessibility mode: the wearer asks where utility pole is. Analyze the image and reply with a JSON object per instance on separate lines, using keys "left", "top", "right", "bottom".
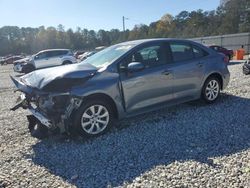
{"left": 123, "top": 16, "right": 125, "bottom": 32}
{"left": 122, "top": 16, "right": 129, "bottom": 32}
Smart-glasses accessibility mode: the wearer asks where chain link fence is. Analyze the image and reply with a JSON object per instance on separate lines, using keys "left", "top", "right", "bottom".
{"left": 191, "top": 32, "right": 250, "bottom": 54}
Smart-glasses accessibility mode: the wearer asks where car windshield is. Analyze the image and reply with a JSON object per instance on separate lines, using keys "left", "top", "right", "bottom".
{"left": 81, "top": 44, "right": 134, "bottom": 68}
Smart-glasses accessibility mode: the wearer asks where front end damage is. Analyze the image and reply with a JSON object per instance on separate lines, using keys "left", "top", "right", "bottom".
{"left": 10, "top": 63, "right": 97, "bottom": 138}
{"left": 11, "top": 85, "right": 83, "bottom": 138}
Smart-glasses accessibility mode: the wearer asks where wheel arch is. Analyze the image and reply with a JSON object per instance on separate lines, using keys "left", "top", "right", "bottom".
{"left": 81, "top": 93, "right": 119, "bottom": 119}
{"left": 62, "top": 60, "right": 72, "bottom": 65}
{"left": 23, "top": 63, "right": 35, "bottom": 73}
{"left": 203, "top": 72, "right": 223, "bottom": 90}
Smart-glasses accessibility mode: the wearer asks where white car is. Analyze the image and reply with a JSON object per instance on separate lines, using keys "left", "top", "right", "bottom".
{"left": 78, "top": 51, "right": 96, "bottom": 61}
{"left": 14, "top": 49, "right": 77, "bottom": 73}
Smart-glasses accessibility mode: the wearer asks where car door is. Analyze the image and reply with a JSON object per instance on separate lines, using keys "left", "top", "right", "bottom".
{"left": 45, "top": 51, "right": 61, "bottom": 67}
{"left": 168, "top": 42, "right": 207, "bottom": 100}
{"left": 51, "top": 50, "right": 65, "bottom": 66}
{"left": 119, "top": 42, "right": 174, "bottom": 113}
{"left": 34, "top": 52, "right": 48, "bottom": 69}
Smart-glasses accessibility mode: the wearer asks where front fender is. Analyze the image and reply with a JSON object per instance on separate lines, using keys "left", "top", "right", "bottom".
{"left": 69, "top": 74, "right": 126, "bottom": 119}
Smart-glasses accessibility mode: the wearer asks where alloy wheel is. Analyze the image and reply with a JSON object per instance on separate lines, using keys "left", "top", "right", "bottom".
{"left": 81, "top": 105, "right": 109, "bottom": 135}
{"left": 205, "top": 80, "right": 219, "bottom": 101}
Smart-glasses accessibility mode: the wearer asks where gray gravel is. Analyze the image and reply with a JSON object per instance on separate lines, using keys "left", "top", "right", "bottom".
{"left": 0, "top": 63, "right": 250, "bottom": 188}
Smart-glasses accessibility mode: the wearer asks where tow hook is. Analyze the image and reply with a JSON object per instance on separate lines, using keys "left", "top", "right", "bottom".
{"left": 10, "top": 93, "right": 28, "bottom": 111}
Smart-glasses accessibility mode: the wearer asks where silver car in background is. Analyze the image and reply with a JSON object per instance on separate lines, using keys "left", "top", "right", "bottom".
{"left": 13, "top": 49, "right": 77, "bottom": 73}
{"left": 11, "top": 39, "right": 230, "bottom": 138}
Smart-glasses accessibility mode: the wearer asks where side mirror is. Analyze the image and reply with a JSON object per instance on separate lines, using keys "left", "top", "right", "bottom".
{"left": 127, "top": 62, "right": 145, "bottom": 72}
{"left": 34, "top": 55, "right": 39, "bottom": 60}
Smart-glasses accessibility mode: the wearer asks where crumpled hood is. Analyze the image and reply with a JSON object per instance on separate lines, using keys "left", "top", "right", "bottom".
{"left": 20, "top": 63, "right": 97, "bottom": 90}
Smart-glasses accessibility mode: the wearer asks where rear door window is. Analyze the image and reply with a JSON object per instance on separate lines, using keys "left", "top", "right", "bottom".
{"left": 46, "top": 51, "right": 56, "bottom": 58}
{"left": 192, "top": 45, "right": 208, "bottom": 59}
{"left": 57, "top": 50, "right": 68, "bottom": 56}
{"left": 169, "top": 43, "right": 194, "bottom": 62}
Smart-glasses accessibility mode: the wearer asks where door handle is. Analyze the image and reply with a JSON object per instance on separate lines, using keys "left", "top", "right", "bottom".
{"left": 161, "top": 70, "right": 171, "bottom": 75}
{"left": 197, "top": 62, "right": 203, "bottom": 67}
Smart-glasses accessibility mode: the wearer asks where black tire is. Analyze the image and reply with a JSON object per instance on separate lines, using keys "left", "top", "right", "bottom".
{"left": 73, "top": 99, "right": 114, "bottom": 137}
{"left": 62, "top": 61, "right": 72, "bottom": 65}
{"left": 243, "top": 62, "right": 250, "bottom": 75}
{"left": 23, "top": 64, "right": 35, "bottom": 74}
{"left": 27, "top": 116, "right": 48, "bottom": 139}
{"left": 201, "top": 77, "right": 221, "bottom": 104}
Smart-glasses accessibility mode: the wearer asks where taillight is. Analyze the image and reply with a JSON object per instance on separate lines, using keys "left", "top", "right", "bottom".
{"left": 223, "top": 56, "right": 229, "bottom": 63}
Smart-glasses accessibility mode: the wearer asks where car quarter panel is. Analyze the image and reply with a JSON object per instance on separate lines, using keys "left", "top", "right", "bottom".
{"left": 200, "top": 54, "right": 230, "bottom": 90}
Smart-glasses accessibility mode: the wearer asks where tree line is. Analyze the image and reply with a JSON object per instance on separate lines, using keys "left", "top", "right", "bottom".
{"left": 0, "top": 0, "right": 249, "bottom": 56}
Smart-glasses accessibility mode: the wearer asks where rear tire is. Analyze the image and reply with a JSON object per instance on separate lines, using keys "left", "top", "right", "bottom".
{"left": 73, "top": 99, "right": 114, "bottom": 137}
{"left": 201, "top": 77, "right": 221, "bottom": 103}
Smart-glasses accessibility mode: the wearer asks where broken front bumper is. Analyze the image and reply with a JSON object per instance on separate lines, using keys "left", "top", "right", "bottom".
{"left": 28, "top": 107, "right": 52, "bottom": 128}
{"left": 11, "top": 91, "right": 83, "bottom": 136}
{"left": 10, "top": 75, "right": 83, "bottom": 136}
{"left": 11, "top": 94, "right": 53, "bottom": 129}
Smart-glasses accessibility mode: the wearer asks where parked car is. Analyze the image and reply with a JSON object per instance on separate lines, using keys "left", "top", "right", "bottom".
{"left": 74, "top": 50, "right": 85, "bottom": 59}
{"left": 0, "top": 57, "right": 5, "bottom": 65}
{"left": 1, "top": 56, "right": 23, "bottom": 65}
{"left": 11, "top": 39, "right": 230, "bottom": 139}
{"left": 209, "top": 45, "right": 234, "bottom": 60}
{"left": 13, "top": 49, "right": 77, "bottom": 73}
{"left": 78, "top": 51, "right": 96, "bottom": 61}
{"left": 13, "top": 56, "right": 31, "bottom": 64}
{"left": 243, "top": 57, "right": 250, "bottom": 75}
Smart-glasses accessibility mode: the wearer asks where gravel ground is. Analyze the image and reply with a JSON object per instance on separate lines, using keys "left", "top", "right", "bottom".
{"left": 0, "top": 63, "right": 249, "bottom": 188}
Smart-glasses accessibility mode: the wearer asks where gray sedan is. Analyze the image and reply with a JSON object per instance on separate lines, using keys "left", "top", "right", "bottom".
{"left": 11, "top": 39, "right": 230, "bottom": 138}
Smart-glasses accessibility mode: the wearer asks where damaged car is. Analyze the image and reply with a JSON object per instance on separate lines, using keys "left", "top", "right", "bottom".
{"left": 11, "top": 39, "right": 230, "bottom": 139}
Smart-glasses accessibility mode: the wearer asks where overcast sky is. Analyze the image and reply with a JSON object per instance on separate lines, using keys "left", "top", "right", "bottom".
{"left": 0, "top": 0, "right": 220, "bottom": 31}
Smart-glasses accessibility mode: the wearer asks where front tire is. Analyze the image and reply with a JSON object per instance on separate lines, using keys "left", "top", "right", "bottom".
{"left": 23, "top": 64, "right": 35, "bottom": 74}
{"left": 73, "top": 99, "right": 114, "bottom": 137}
{"left": 27, "top": 115, "right": 48, "bottom": 139}
{"left": 62, "top": 61, "right": 72, "bottom": 65}
{"left": 202, "top": 77, "right": 221, "bottom": 103}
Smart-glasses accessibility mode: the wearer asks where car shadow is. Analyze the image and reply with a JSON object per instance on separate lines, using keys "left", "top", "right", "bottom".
{"left": 27, "top": 93, "right": 250, "bottom": 187}
{"left": 228, "top": 60, "right": 245, "bottom": 66}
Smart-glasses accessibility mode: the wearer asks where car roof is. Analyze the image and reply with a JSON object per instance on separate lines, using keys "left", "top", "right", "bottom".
{"left": 209, "top": 45, "right": 220, "bottom": 47}
{"left": 118, "top": 38, "right": 197, "bottom": 46}
{"left": 39, "top": 49, "right": 70, "bottom": 53}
